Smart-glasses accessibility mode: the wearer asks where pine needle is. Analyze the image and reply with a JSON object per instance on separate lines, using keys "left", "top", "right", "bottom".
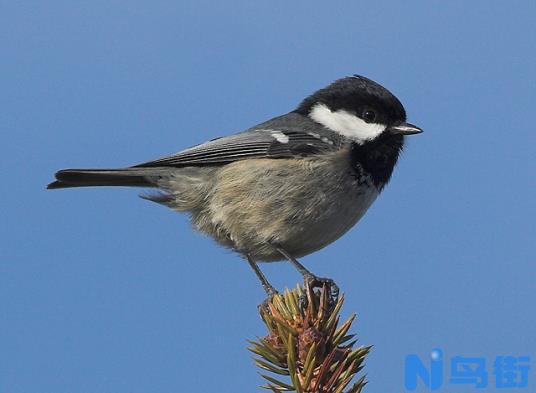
{"left": 249, "top": 280, "right": 370, "bottom": 393}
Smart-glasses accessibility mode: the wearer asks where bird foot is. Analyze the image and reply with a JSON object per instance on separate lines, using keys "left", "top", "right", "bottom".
{"left": 301, "top": 274, "right": 339, "bottom": 310}
{"left": 258, "top": 288, "right": 279, "bottom": 312}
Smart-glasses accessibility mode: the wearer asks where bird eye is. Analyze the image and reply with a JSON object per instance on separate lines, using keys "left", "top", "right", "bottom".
{"left": 363, "top": 110, "right": 376, "bottom": 123}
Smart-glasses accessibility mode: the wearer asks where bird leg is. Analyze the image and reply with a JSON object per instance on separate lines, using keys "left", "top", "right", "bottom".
{"left": 246, "top": 254, "right": 278, "bottom": 297}
{"left": 271, "top": 244, "right": 339, "bottom": 301}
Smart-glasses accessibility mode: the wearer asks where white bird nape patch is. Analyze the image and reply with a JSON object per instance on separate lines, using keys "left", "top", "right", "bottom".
{"left": 309, "top": 103, "right": 386, "bottom": 144}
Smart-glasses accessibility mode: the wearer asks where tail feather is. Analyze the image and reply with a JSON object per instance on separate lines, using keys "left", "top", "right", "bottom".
{"left": 47, "top": 168, "right": 164, "bottom": 189}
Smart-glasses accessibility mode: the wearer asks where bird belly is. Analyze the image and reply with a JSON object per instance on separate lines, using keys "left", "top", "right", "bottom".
{"left": 276, "top": 184, "right": 378, "bottom": 260}
{"left": 188, "top": 151, "right": 379, "bottom": 262}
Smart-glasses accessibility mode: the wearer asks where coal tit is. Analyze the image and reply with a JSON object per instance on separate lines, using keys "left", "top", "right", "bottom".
{"left": 48, "top": 75, "right": 422, "bottom": 294}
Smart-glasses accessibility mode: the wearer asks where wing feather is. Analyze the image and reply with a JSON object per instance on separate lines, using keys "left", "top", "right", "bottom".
{"left": 133, "top": 115, "right": 342, "bottom": 168}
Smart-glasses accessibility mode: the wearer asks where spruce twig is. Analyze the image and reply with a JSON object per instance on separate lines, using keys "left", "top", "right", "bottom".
{"left": 249, "top": 281, "right": 371, "bottom": 393}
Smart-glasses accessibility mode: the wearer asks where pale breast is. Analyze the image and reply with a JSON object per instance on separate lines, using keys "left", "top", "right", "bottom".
{"left": 192, "top": 148, "right": 379, "bottom": 261}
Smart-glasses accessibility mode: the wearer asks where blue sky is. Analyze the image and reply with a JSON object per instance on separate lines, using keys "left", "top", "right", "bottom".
{"left": 1, "top": 1, "right": 535, "bottom": 392}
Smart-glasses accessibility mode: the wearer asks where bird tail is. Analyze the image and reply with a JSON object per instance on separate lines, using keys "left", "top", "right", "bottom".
{"left": 46, "top": 168, "right": 166, "bottom": 189}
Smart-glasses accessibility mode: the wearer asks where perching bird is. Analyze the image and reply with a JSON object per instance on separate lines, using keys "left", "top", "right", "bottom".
{"left": 48, "top": 75, "right": 422, "bottom": 294}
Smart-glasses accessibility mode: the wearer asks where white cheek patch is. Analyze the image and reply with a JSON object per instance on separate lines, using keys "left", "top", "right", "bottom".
{"left": 309, "top": 103, "right": 386, "bottom": 144}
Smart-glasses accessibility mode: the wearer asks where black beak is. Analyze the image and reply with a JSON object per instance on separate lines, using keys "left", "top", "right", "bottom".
{"left": 387, "top": 122, "right": 423, "bottom": 135}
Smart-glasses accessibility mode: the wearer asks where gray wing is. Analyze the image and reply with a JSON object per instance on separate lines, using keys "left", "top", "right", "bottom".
{"left": 133, "top": 113, "right": 343, "bottom": 168}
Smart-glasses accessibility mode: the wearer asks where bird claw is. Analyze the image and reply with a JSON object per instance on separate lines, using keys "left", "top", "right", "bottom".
{"left": 304, "top": 274, "right": 339, "bottom": 306}
{"left": 298, "top": 293, "right": 308, "bottom": 312}
{"left": 258, "top": 288, "right": 279, "bottom": 312}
